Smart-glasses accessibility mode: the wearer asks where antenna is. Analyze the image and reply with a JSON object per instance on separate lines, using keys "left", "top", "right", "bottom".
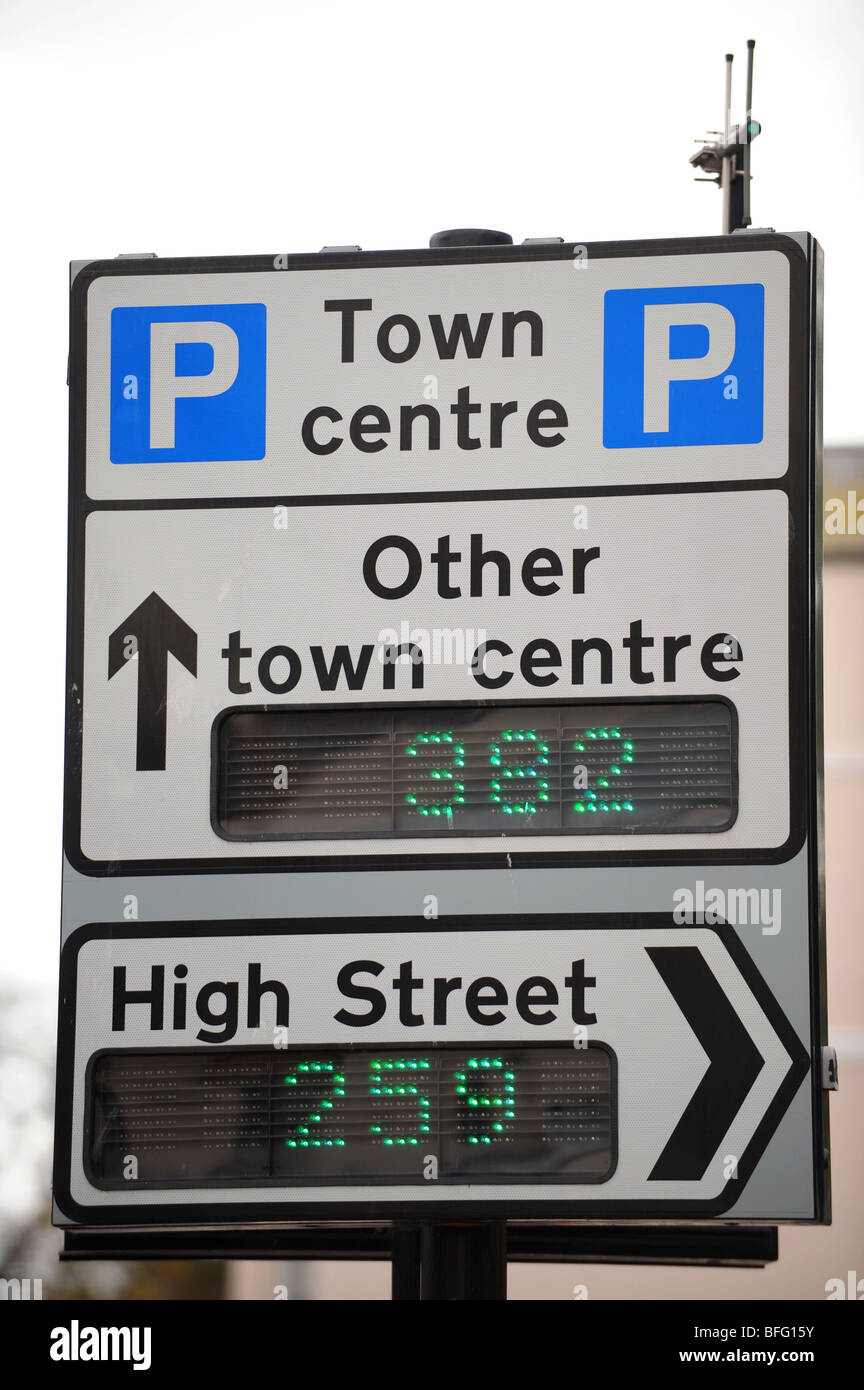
{"left": 690, "top": 40, "right": 761, "bottom": 233}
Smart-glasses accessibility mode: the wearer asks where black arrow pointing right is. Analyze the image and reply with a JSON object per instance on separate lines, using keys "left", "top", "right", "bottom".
{"left": 646, "top": 946, "right": 765, "bottom": 1182}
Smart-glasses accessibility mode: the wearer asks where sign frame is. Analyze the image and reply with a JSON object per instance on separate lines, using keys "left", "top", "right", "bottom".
{"left": 56, "top": 233, "right": 829, "bottom": 1226}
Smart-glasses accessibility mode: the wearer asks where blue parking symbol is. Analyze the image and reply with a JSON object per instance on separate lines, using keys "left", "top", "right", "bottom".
{"left": 110, "top": 303, "right": 266, "bottom": 463}
{"left": 602, "top": 284, "right": 764, "bottom": 448}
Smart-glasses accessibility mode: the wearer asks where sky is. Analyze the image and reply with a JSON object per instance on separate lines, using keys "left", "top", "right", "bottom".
{"left": 0, "top": 0, "right": 862, "bottom": 984}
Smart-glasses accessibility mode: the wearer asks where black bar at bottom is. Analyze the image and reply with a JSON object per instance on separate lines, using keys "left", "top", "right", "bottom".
{"left": 62, "top": 1223, "right": 778, "bottom": 1269}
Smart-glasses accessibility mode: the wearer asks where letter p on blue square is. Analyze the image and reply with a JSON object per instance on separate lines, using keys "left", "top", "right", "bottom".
{"left": 110, "top": 303, "right": 266, "bottom": 462}
{"left": 602, "top": 284, "right": 764, "bottom": 447}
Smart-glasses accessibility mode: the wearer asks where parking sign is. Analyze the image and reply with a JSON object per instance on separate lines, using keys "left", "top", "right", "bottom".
{"left": 603, "top": 283, "right": 765, "bottom": 445}
{"left": 110, "top": 303, "right": 267, "bottom": 462}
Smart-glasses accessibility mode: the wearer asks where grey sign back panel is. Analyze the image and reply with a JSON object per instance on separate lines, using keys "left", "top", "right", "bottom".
{"left": 54, "top": 234, "right": 828, "bottom": 1225}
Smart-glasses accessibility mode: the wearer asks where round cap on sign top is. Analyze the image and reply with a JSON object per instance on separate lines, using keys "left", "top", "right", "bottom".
{"left": 429, "top": 229, "right": 514, "bottom": 247}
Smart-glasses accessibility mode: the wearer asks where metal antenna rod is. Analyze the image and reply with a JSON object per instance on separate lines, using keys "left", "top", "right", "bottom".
{"left": 722, "top": 53, "right": 734, "bottom": 234}
{"left": 742, "top": 39, "right": 756, "bottom": 229}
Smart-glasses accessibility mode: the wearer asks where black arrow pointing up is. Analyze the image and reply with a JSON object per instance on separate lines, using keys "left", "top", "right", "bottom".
{"left": 108, "top": 593, "right": 198, "bottom": 771}
{"left": 646, "top": 946, "right": 764, "bottom": 1181}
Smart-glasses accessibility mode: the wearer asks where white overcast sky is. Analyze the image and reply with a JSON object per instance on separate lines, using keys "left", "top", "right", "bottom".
{"left": 0, "top": 0, "right": 862, "bottom": 984}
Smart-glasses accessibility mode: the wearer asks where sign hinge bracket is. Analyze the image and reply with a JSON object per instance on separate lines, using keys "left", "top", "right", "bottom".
{"left": 821, "top": 1046, "right": 839, "bottom": 1090}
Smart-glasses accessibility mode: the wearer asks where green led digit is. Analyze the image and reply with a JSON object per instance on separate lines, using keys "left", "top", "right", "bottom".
{"left": 368, "top": 1057, "right": 432, "bottom": 1146}
{"left": 572, "top": 726, "right": 636, "bottom": 816}
{"left": 282, "top": 1060, "right": 347, "bottom": 1150}
{"left": 454, "top": 1057, "right": 517, "bottom": 1145}
{"left": 489, "top": 727, "right": 550, "bottom": 817}
{"left": 404, "top": 731, "right": 466, "bottom": 820}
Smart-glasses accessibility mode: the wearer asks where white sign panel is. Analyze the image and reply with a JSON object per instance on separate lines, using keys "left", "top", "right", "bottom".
{"left": 83, "top": 250, "right": 789, "bottom": 500}
{"left": 60, "top": 919, "right": 808, "bottom": 1218}
{"left": 77, "top": 491, "right": 788, "bottom": 865}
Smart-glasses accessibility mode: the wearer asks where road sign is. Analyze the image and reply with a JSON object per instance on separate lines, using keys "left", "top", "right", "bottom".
{"left": 60, "top": 916, "right": 808, "bottom": 1220}
{"left": 76, "top": 492, "right": 787, "bottom": 868}
{"left": 55, "top": 233, "right": 829, "bottom": 1226}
